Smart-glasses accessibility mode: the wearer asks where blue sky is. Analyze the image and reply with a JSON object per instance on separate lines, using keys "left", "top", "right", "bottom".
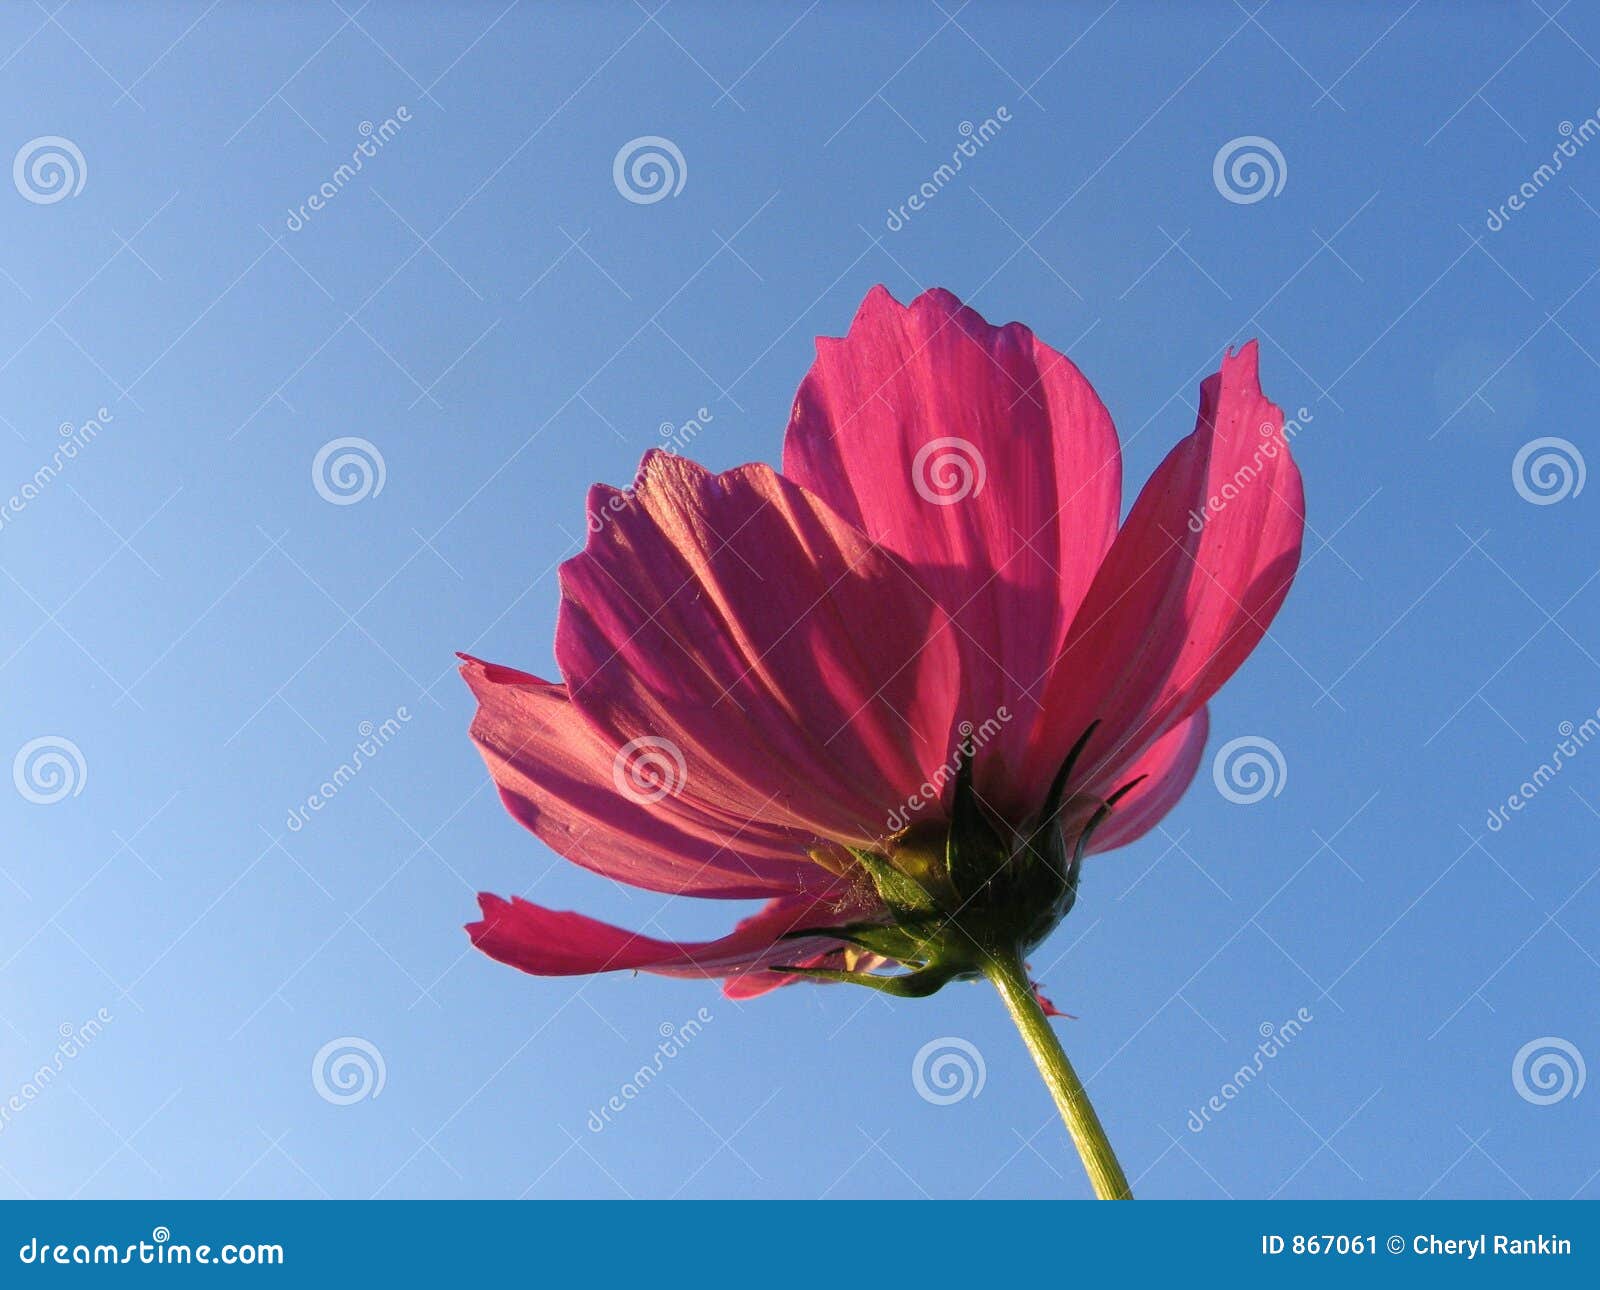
{"left": 1, "top": 0, "right": 1597, "bottom": 1200}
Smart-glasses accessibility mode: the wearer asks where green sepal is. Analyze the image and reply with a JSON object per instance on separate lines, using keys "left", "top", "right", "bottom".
{"left": 849, "top": 845, "right": 937, "bottom": 916}
{"left": 768, "top": 962, "right": 961, "bottom": 998}
{"left": 945, "top": 732, "right": 1010, "bottom": 899}
{"left": 779, "top": 921, "right": 930, "bottom": 963}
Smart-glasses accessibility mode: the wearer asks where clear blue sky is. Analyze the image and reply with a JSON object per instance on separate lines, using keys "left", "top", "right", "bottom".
{"left": 1, "top": 1, "right": 1596, "bottom": 1200}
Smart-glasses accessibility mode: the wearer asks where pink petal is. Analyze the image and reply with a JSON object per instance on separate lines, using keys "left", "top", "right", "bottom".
{"left": 783, "top": 286, "right": 1121, "bottom": 813}
{"left": 460, "top": 656, "right": 817, "bottom": 898}
{"left": 466, "top": 892, "right": 850, "bottom": 987}
{"left": 1086, "top": 706, "right": 1208, "bottom": 854}
{"left": 556, "top": 451, "right": 961, "bottom": 846}
{"left": 1027, "top": 342, "right": 1302, "bottom": 801}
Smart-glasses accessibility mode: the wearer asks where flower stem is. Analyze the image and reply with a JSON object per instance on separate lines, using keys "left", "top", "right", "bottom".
{"left": 983, "top": 949, "right": 1132, "bottom": 1199}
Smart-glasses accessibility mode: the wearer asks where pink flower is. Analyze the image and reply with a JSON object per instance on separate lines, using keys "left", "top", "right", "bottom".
{"left": 462, "top": 286, "right": 1303, "bottom": 1003}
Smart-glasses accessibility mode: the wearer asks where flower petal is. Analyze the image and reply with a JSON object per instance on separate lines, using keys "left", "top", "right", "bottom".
{"left": 460, "top": 656, "right": 815, "bottom": 898}
{"left": 783, "top": 286, "right": 1121, "bottom": 812}
{"left": 466, "top": 892, "right": 850, "bottom": 991}
{"left": 1027, "top": 342, "right": 1302, "bottom": 801}
{"left": 556, "top": 450, "right": 961, "bottom": 845}
{"left": 1086, "top": 706, "right": 1208, "bottom": 854}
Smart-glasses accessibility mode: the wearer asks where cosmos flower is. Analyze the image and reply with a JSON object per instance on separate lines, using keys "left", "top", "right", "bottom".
{"left": 461, "top": 286, "right": 1303, "bottom": 1196}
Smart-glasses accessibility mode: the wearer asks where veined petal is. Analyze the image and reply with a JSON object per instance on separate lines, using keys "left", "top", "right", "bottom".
{"left": 783, "top": 286, "right": 1121, "bottom": 813}
{"left": 1027, "top": 342, "right": 1302, "bottom": 801}
{"left": 466, "top": 892, "right": 853, "bottom": 992}
{"left": 556, "top": 451, "right": 961, "bottom": 846}
{"left": 1086, "top": 706, "right": 1208, "bottom": 854}
{"left": 460, "top": 656, "right": 816, "bottom": 898}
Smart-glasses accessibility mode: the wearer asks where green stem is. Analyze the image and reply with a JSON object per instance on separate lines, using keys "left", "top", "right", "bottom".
{"left": 983, "top": 949, "right": 1133, "bottom": 1199}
